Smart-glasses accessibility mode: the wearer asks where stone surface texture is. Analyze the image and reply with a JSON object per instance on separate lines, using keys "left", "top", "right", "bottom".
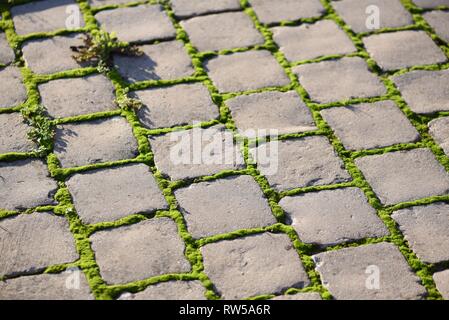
{"left": 175, "top": 175, "right": 276, "bottom": 238}
{"left": 313, "top": 242, "right": 427, "bottom": 299}
{"left": 201, "top": 233, "right": 310, "bottom": 299}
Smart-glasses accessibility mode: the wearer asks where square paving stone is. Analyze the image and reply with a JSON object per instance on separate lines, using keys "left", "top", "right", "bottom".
{"left": 150, "top": 125, "right": 244, "bottom": 181}
{"left": 114, "top": 40, "right": 194, "bottom": 83}
{"left": 175, "top": 175, "right": 276, "bottom": 239}
{"left": 433, "top": 270, "right": 449, "bottom": 300}
{"left": 54, "top": 117, "right": 139, "bottom": 168}
{"left": 38, "top": 74, "right": 117, "bottom": 119}
{"left": 11, "top": 0, "right": 84, "bottom": 35}
{"left": 393, "top": 69, "right": 449, "bottom": 114}
{"left": 133, "top": 83, "right": 219, "bottom": 129}
{"left": 429, "top": 117, "right": 449, "bottom": 156}
{"left": 355, "top": 148, "right": 449, "bottom": 205}
{"left": 321, "top": 100, "right": 420, "bottom": 150}
{"left": 205, "top": 50, "right": 290, "bottom": 93}
{"left": 413, "top": 0, "right": 449, "bottom": 8}
{"left": 90, "top": 217, "right": 191, "bottom": 284}
{"left": 280, "top": 188, "right": 388, "bottom": 247}
{"left": 363, "top": 31, "right": 446, "bottom": 71}
{"left": 0, "top": 66, "right": 27, "bottom": 108}
{"left": 312, "top": 242, "right": 426, "bottom": 299}
{"left": 119, "top": 281, "right": 206, "bottom": 300}
{"left": 293, "top": 57, "right": 386, "bottom": 104}
{"left": 0, "top": 112, "right": 35, "bottom": 154}
{"left": 95, "top": 5, "right": 176, "bottom": 43}
{"left": 0, "top": 212, "right": 78, "bottom": 277}
{"left": 272, "top": 20, "right": 356, "bottom": 62}
{"left": 332, "top": 0, "right": 413, "bottom": 33}
{"left": 0, "top": 160, "right": 58, "bottom": 211}
{"left": 201, "top": 232, "right": 310, "bottom": 299}
{"left": 0, "top": 272, "right": 93, "bottom": 300}
{"left": 271, "top": 292, "right": 322, "bottom": 300}
{"left": 22, "top": 34, "right": 85, "bottom": 74}
{"left": 392, "top": 203, "right": 449, "bottom": 264}
{"left": 250, "top": 136, "right": 351, "bottom": 191}
{"left": 0, "top": 33, "right": 14, "bottom": 65}
{"left": 226, "top": 90, "right": 316, "bottom": 138}
{"left": 181, "top": 12, "right": 264, "bottom": 52}
{"left": 424, "top": 10, "right": 449, "bottom": 43}
{"left": 66, "top": 163, "right": 167, "bottom": 225}
{"left": 171, "top": 0, "right": 241, "bottom": 19}
{"left": 248, "top": 0, "right": 325, "bottom": 25}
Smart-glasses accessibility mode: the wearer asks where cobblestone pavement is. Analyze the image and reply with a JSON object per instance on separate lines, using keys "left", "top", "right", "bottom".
{"left": 1, "top": 0, "right": 449, "bottom": 300}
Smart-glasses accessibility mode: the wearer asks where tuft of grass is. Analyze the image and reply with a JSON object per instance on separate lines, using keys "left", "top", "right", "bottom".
{"left": 21, "top": 104, "right": 54, "bottom": 156}
{"left": 70, "top": 29, "right": 143, "bottom": 73}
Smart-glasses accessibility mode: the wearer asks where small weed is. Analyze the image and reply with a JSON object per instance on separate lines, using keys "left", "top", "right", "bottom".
{"left": 115, "top": 89, "right": 143, "bottom": 111}
{"left": 70, "top": 29, "right": 143, "bottom": 73}
{"left": 21, "top": 104, "right": 54, "bottom": 156}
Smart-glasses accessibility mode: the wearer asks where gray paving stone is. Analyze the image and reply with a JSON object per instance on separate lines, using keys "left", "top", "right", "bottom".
{"left": 0, "top": 160, "right": 58, "bottom": 211}
{"left": 355, "top": 148, "right": 449, "bottom": 205}
{"left": 205, "top": 50, "right": 290, "bottom": 93}
{"left": 332, "top": 0, "right": 413, "bottom": 33}
{"left": 280, "top": 188, "right": 388, "bottom": 247}
{"left": 22, "top": 34, "right": 85, "bottom": 74}
{"left": 90, "top": 217, "right": 190, "bottom": 284}
{"left": 433, "top": 270, "right": 449, "bottom": 300}
{"left": 149, "top": 125, "right": 244, "bottom": 181}
{"left": 423, "top": 10, "right": 449, "bottom": 43}
{"left": 429, "top": 117, "right": 449, "bottom": 156}
{"left": 133, "top": 83, "right": 219, "bottom": 129}
{"left": 312, "top": 242, "right": 426, "bottom": 299}
{"left": 54, "top": 117, "right": 138, "bottom": 168}
{"left": 0, "top": 113, "right": 34, "bottom": 154}
{"left": 175, "top": 175, "right": 276, "bottom": 239}
{"left": 114, "top": 40, "right": 194, "bottom": 83}
{"left": 0, "top": 66, "right": 27, "bottom": 108}
{"left": 293, "top": 57, "right": 386, "bottom": 104}
{"left": 0, "top": 33, "right": 14, "bottom": 65}
{"left": 181, "top": 12, "right": 264, "bottom": 52}
{"left": 11, "top": 0, "right": 84, "bottom": 35}
{"left": 201, "top": 232, "right": 310, "bottom": 299}
{"left": 95, "top": 5, "right": 176, "bottom": 43}
{"left": 250, "top": 136, "right": 351, "bottom": 191}
{"left": 413, "top": 0, "right": 449, "bottom": 8}
{"left": 271, "top": 293, "right": 322, "bottom": 300}
{"left": 248, "top": 0, "right": 325, "bottom": 25}
{"left": 393, "top": 69, "right": 449, "bottom": 114}
{"left": 272, "top": 20, "right": 356, "bottom": 62}
{"left": 392, "top": 203, "right": 449, "bottom": 264}
{"left": 118, "top": 281, "right": 206, "bottom": 300}
{"left": 171, "top": 0, "right": 241, "bottom": 19}
{"left": 363, "top": 31, "right": 446, "bottom": 71}
{"left": 66, "top": 163, "right": 167, "bottom": 225}
{"left": 321, "top": 100, "right": 420, "bottom": 150}
{"left": 38, "top": 74, "right": 117, "bottom": 119}
{"left": 0, "top": 271, "right": 93, "bottom": 300}
{"left": 0, "top": 212, "right": 78, "bottom": 277}
{"left": 227, "top": 90, "right": 316, "bottom": 138}
{"left": 89, "top": 0, "right": 139, "bottom": 7}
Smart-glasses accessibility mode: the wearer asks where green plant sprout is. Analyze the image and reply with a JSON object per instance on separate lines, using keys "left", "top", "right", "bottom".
{"left": 115, "top": 88, "right": 143, "bottom": 111}
{"left": 21, "top": 104, "right": 54, "bottom": 156}
{"left": 70, "top": 29, "right": 143, "bottom": 73}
